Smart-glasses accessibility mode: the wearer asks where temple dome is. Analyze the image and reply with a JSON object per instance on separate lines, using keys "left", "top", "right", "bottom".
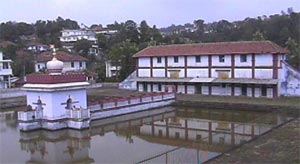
{"left": 47, "top": 56, "right": 64, "bottom": 74}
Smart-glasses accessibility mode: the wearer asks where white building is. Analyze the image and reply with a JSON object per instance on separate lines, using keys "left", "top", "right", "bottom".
{"left": 35, "top": 51, "right": 88, "bottom": 73}
{"left": 26, "top": 43, "right": 49, "bottom": 52}
{"left": 0, "top": 51, "right": 13, "bottom": 88}
{"left": 18, "top": 48, "right": 90, "bottom": 131}
{"left": 133, "top": 41, "right": 298, "bottom": 98}
{"left": 60, "top": 29, "right": 99, "bottom": 55}
{"left": 105, "top": 60, "right": 121, "bottom": 78}
{"left": 60, "top": 29, "right": 97, "bottom": 43}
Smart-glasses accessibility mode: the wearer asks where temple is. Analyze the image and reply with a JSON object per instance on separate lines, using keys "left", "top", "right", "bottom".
{"left": 18, "top": 46, "right": 90, "bottom": 130}
{"left": 17, "top": 46, "right": 176, "bottom": 131}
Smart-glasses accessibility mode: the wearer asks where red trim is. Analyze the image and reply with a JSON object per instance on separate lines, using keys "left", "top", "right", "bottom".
{"left": 231, "top": 84, "right": 235, "bottom": 96}
{"left": 273, "top": 54, "right": 278, "bottom": 79}
{"left": 273, "top": 85, "right": 278, "bottom": 98}
{"left": 252, "top": 85, "right": 255, "bottom": 98}
{"left": 165, "top": 56, "right": 168, "bottom": 77}
{"left": 136, "top": 58, "right": 139, "bottom": 77}
{"left": 252, "top": 53, "right": 255, "bottom": 78}
{"left": 26, "top": 73, "right": 86, "bottom": 84}
{"left": 208, "top": 56, "right": 212, "bottom": 78}
{"left": 184, "top": 56, "right": 187, "bottom": 78}
{"left": 150, "top": 57, "right": 153, "bottom": 77}
{"left": 231, "top": 54, "right": 235, "bottom": 78}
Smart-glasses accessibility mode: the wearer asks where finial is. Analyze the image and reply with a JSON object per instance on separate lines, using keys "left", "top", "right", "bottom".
{"left": 50, "top": 44, "right": 56, "bottom": 57}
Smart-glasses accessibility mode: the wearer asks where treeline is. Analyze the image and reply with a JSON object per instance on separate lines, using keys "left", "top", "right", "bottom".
{"left": 0, "top": 8, "right": 299, "bottom": 80}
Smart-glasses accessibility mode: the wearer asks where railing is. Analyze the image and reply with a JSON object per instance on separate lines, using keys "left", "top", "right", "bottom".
{"left": 0, "top": 88, "right": 26, "bottom": 98}
{"left": 88, "top": 92, "right": 176, "bottom": 112}
{"left": 66, "top": 108, "right": 90, "bottom": 119}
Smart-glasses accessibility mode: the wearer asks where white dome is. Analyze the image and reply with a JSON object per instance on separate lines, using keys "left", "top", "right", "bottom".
{"left": 47, "top": 57, "right": 64, "bottom": 74}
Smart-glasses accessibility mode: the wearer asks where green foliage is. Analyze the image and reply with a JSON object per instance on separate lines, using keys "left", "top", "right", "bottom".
{"left": 107, "top": 41, "right": 138, "bottom": 80}
{"left": 286, "top": 38, "right": 300, "bottom": 70}
{"left": 73, "top": 39, "right": 92, "bottom": 57}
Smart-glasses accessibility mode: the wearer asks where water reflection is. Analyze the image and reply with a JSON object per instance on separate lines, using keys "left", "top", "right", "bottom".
{"left": 0, "top": 107, "right": 291, "bottom": 164}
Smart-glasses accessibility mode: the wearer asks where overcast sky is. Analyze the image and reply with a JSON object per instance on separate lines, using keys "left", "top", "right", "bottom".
{"left": 0, "top": 0, "right": 299, "bottom": 28}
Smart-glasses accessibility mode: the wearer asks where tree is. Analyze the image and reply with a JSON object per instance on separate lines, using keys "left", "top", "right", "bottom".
{"left": 139, "top": 20, "right": 151, "bottom": 42}
{"left": 107, "top": 41, "right": 138, "bottom": 80}
{"left": 252, "top": 31, "right": 265, "bottom": 41}
{"left": 73, "top": 39, "right": 92, "bottom": 57}
{"left": 286, "top": 38, "right": 300, "bottom": 70}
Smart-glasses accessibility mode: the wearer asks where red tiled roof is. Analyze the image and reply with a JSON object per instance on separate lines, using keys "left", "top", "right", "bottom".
{"left": 37, "top": 51, "right": 88, "bottom": 62}
{"left": 16, "top": 50, "right": 31, "bottom": 57}
{"left": 133, "top": 41, "right": 288, "bottom": 57}
{"left": 0, "top": 41, "right": 16, "bottom": 48}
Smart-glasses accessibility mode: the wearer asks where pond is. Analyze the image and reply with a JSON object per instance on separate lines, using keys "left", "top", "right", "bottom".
{"left": 0, "top": 106, "right": 292, "bottom": 163}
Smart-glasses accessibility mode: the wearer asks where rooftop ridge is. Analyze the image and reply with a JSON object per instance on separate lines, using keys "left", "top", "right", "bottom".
{"left": 133, "top": 40, "right": 288, "bottom": 57}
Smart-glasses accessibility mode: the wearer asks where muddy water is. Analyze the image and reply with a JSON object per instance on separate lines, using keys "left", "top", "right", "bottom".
{"left": 0, "top": 107, "right": 291, "bottom": 163}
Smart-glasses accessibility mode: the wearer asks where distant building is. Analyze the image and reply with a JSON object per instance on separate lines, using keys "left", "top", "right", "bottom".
{"left": 105, "top": 60, "right": 121, "bottom": 78}
{"left": 60, "top": 29, "right": 97, "bottom": 43}
{"left": 133, "top": 41, "right": 299, "bottom": 98}
{"left": 92, "top": 25, "right": 118, "bottom": 36}
{"left": 0, "top": 51, "right": 13, "bottom": 88}
{"left": 60, "top": 29, "right": 99, "bottom": 55}
{"left": 26, "top": 43, "right": 49, "bottom": 52}
{"left": 35, "top": 51, "right": 88, "bottom": 73}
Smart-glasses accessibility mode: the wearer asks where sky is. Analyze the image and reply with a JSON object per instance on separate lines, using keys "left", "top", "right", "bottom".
{"left": 0, "top": 0, "right": 299, "bottom": 28}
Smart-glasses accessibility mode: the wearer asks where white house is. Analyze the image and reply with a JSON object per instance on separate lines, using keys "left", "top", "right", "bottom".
{"left": 0, "top": 51, "right": 13, "bottom": 88}
{"left": 35, "top": 51, "right": 88, "bottom": 73}
{"left": 60, "top": 29, "right": 97, "bottom": 43}
{"left": 26, "top": 43, "right": 49, "bottom": 52}
{"left": 133, "top": 41, "right": 298, "bottom": 98}
{"left": 105, "top": 60, "right": 121, "bottom": 78}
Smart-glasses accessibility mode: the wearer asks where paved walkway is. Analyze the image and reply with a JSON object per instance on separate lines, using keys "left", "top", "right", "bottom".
{"left": 207, "top": 118, "right": 300, "bottom": 164}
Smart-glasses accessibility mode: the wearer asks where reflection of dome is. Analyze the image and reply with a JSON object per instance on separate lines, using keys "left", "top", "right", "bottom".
{"left": 47, "top": 57, "right": 64, "bottom": 74}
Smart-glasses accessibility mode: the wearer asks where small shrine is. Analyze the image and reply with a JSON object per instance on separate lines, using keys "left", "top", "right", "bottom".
{"left": 18, "top": 45, "right": 90, "bottom": 131}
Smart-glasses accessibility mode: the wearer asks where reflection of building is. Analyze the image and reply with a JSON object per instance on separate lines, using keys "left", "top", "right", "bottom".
{"left": 17, "top": 107, "right": 290, "bottom": 163}
{"left": 19, "top": 130, "right": 94, "bottom": 164}
{"left": 133, "top": 41, "right": 294, "bottom": 98}
{"left": 136, "top": 108, "right": 288, "bottom": 163}
{"left": 0, "top": 51, "right": 13, "bottom": 88}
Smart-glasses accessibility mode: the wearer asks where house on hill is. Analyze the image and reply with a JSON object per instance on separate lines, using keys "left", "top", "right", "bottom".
{"left": 132, "top": 41, "right": 300, "bottom": 98}
{"left": 35, "top": 51, "right": 88, "bottom": 73}
{"left": 0, "top": 51, "right": 13, "bottom": 88}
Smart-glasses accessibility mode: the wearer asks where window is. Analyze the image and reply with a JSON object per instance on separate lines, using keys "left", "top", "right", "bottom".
{"left": 157, "top": 57, "right": 162, "bottom": 63}
{"left": 261, "top": 85, "right": 267, "bottom": 96}
{"left": 219, "top": 55, "right": 225, "bottom": 62}
{"left": 71, "top": 62, "right": 74, "bottom": 68}
{"left": 196, "top": 134, "right": 202, "bottom": 140}
{"left": 221, "top": 83, "right": 226, "bottom": 88}
{"left": 79, "top": 62, "right": 82, "bottom": 67}
{"left": 3, "top": 63, "right": 9, "bottom": 69}
{"left": 240, "top": 55, "right": 247, "bottom": 62}
{"left": 174, "top": 56, "right": 179, "bottom": 63}
{"left": 195, "top": 56, "right": 201, "bottom": 63}
{"left": 158, "top": 129, "right": 163, "bottom": 137}
{"left": 158, "top": 83, "right": 162, "bottom": 91}
{"left": 242, "top": 84, "right": 247, "bottom": 96}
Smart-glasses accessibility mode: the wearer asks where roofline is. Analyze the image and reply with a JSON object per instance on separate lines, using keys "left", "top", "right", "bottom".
{"left": 133, "top": 41, "right": 288, "bottom": 58}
